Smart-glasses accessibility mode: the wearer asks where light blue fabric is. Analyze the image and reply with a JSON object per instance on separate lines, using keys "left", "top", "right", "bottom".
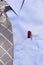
{"left": 4, "top": 0, "right": 23, "bottom": 14}
{"left": 5, "top": 0, "right": 43, "bottom": 65}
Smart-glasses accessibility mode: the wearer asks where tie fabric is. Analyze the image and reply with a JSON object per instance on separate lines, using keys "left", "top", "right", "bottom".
{"left": 0, "top": 1, "right": 13, "bottom": 65}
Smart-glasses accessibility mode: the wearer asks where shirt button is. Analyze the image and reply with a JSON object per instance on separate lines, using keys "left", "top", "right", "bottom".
{"left": 27, "top": 31, "right": 32, "bottom": 39}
